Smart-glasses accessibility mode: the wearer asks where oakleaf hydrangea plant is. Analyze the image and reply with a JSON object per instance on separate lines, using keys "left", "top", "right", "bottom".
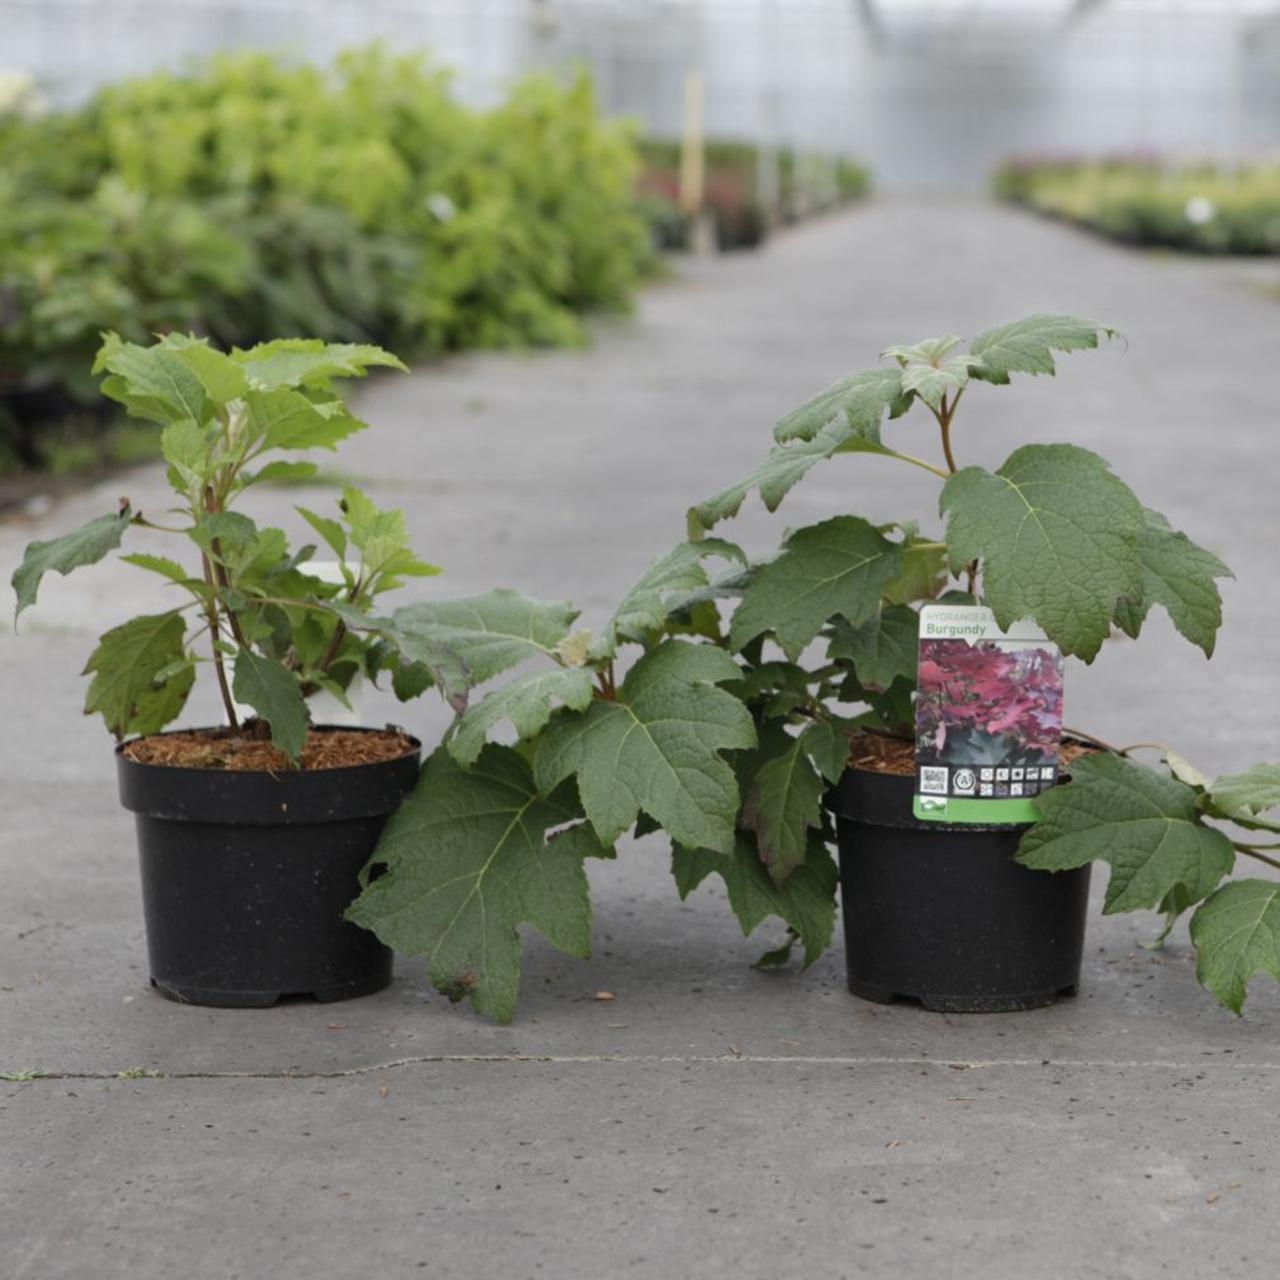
{"left": 678, "top": 313, "right": 1280, "bottom": 1016}
{"left": 12, "top": 333, "right": 440, "bottom": 760}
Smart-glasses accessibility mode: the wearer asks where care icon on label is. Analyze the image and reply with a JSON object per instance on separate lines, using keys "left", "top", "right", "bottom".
{"left": 952, "top": 768, "right": 977, "bottom": 795}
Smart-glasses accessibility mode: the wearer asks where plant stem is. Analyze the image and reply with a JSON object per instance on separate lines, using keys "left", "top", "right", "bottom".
{"left": 1235, "top": 844, "right": 1280, "bottom": 872}
{"left": 204, "top": 486, "right": 248, "bottom": 650}
{"left": 316, "top": 622, "right": 347, "bottom": 675}
{"left": 199, "top": 550, "right": 239, "bottom": 731}
{"left": 1061, "top": 725, "right": 1123, "bottom": 754}
{"left": 132, "top": 516, "right": 188, "bottom": 535}
{"left": 936, "top": 390, "right": 962, "bottom": 475}
{"left": 883, "top": 448, "right": 951, "bottom": 482}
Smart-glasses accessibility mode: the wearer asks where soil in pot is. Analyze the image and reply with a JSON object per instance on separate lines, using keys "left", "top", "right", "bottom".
{"left": 117, "top": 725, "right": 421, "bottom": 1008}
{"left": 830, "top": 732, "right": 1093, "bottom": 1014}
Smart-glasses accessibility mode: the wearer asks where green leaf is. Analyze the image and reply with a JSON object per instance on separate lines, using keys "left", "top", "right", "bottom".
{"left": 337, "top": 486, "right": 440, "bottom": 584}
{"left": 1112, "top": 508, "right": 1231, "bottom": 657}
{"left": 95, "top": 336, "right": 213, "bottom": 425}
{"left": 449, "top": 668, "right": 595, "bottom": 767}
{"left": 882, "top": 532, "right": 948, "bottom": 606}
{"left": 390, "top": 658, "right": 435, "bottom": 702}
{"left": 1190, "top": 880, "right": 1280, "bottom": 1014}
{"left": 828, "top": 604, "right": 919, "bottom": 690}
{"left": 773, "top": 367, "right": 910, "bottom": 444}
{"left": 881, "top": 338, "right": 982, "bottom": 414}
{"left": 13, "top": 506, "right": 133, "bottom": 622}
{"left": 1017, "top": 754, "right": 1235, "bottom": 914}
{"left": 296, "top": 506, "right": 348, "bottom": 560}
{"left": 535, "top": 640, "right": 756, "bottom": 852}
{"left": 882, "top": 335, "right": 965, "bottom": 366}
{"left": 690, "top": 417, "right": 874, "bottom": 534}
{"left": 244, "top": 388, "right": 367, "bottom": 453}
{"left": 159, "top": 334, "right": 249, "bottom": 404}
{"left": 730, "top": 516, "right": 903, "bottom": 660}
{"left": 1147, "top": 883, "right": 1196, "bottom": 949}
{"left": 390, "top": 589, "right": 579, "bottom": 688}
{"left": 1165, "top": 749, "right": 1211, "bottom": 791}
{"left": 232, "top": 650, "right": 309, "bottom": 763}
{"left": 941, "top": 444, "right": 1143, "bottom": 660}
{"left": 1204, "top": 764, "right": 1280, "bottom": 833}
{"left": 347, "top": 745, "right": 603, "bottom": 1024}
{"left": 967, "top": 314, "right": 1117, "bottom": 385}
{"left": 119, "top": 553, "right": 205, "bottom": 594}
{"left": 801, "top": 719, "right": 853, "bottom": 785}
{"left": 672, "top": 833, "right": 838, "bottom": 967}
{"left": 244, "top": 461, "right": 320, "bottom": 488}
{"left": 83, "top": 611, "right": 193, "bottom": 738}
{"left": 742, "top": 731, "right": 825, "bottom": 884}
{"left": 161, "top": 418, "right": 211, "bottom": 491}
{"left": 234, "top": 338, "right": 406, "bottom": 391}
{"left": 609, "top": 539, "right": 745, "bottom": 645}
{"left": 324, "top": 601, "right": 472, "bottom": 714}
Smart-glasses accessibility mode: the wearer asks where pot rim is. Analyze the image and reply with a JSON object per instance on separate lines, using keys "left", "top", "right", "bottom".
{"left": 116, "top": 724, "right": 423, "bottom": 826}
{"left": 115, "top": 722, "right": 421, "bottom": 774}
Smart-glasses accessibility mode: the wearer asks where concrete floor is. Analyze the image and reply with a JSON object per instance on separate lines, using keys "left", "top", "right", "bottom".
{"left": 3, "top": 197, "right": 1280, "bottom": 1279}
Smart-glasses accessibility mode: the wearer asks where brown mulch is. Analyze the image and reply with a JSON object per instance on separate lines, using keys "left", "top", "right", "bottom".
{"left": 123, "top": 724, "right": 418, "bottom": 772}
{"left": 845, "top": 731, "right": 1097, "bottom": 777}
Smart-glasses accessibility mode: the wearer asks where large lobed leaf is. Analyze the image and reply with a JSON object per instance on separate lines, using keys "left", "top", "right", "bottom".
{"left": 347, "top": 745, "right": 607, "bottom": 1024}
{"left": 689, "top": 417, "right": 890, "bottom": 535}
{"left": 535, "top": 640, "right": 756, "bottom": 852}
{"left": 608, "top": 538, "right": 745, "bottom": 647}
{"left": 730, "top": 516, "right": 903, "bottom": 660}
{"left": 1203, "top": 763, "right": 1280, "bottom": 834}
{"left": 391, "top": 589, "right": 578, "bottom": 688}
{"left": 1113, "top": 508, "right": 1231, "bottom": 657}
{"left": 1018, "top": 753, "right": 1235, "bottom": 914}
{"left": 1190, "top": 879, "right": 1280, "bottom": 1014}
{"left": 83, "top": 611, "right": 194, "bottom": 738}
{"left": 672, "top": 834, "right": 838, "bottom": 967}
{"left": 336, "top": 589, "right": 578, "bottom": 714}
{"left": 13, "top": 506, "right": 134, "bottom": 622}
{"left": 773, "top": 367, "right": 910, "bottom": 444}
{"left": 448, "top": 668, "right": 595, "bottom": 767}
{"left": 967, "top": 314, "right": 1117, "bottom": 384}
{"left": 941, "top": 444, "right": 1143, "bottom": 660}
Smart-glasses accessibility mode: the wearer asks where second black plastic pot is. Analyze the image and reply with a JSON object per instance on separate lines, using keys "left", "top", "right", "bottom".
{"left": 829, "top": 765, "right": 1091, "bottom": 1013}
{"left": 116, "top": 728, "right": 421, "bottom": 1008}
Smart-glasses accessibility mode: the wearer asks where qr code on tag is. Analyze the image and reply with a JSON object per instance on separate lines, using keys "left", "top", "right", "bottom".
{"left": 919, "top": 766, "right": 949, "bottom": 795}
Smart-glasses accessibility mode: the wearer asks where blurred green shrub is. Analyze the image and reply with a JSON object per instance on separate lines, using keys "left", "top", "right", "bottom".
{"left": 0, "top": 46, "right": 650, "bottom": 469}
{"left": 994, "top": 154, "right": 1280, "bottom": 255}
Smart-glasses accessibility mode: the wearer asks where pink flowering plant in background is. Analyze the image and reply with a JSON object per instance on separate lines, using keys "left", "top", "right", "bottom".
{"left": 915, "top": 639, "right": 1064, "bottom": 768}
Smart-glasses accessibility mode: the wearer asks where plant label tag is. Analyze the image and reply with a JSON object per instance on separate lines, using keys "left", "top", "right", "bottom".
{"left": 912, "top": 604, "right": 1065, "bottom": 824}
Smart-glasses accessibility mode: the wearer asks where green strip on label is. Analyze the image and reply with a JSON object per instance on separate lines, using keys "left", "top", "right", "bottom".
{"left": 913, "top": 795, "right": 1043, "bottom": 825}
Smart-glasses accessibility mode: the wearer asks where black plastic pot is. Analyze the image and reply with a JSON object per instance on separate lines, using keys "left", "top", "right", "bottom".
{"left": 116, "top": 729, "right": 420, "bottom": 1008}
{"left": 829, "top": 766, "right": 1091, "bottom": 1013}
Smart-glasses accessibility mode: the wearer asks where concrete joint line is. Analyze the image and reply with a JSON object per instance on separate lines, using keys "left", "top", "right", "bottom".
{"left": 5, "top": 1053, "right": 1277, "bottom": 1082}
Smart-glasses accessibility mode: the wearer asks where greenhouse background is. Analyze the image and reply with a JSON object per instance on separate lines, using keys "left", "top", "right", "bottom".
{"left": 9, "top": 0, "right": 1280, "bottom": 185}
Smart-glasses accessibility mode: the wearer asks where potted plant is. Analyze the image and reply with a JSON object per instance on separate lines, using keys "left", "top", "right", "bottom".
{"left": 11, "top": 333, "right": 441, "bottom": 1007}
{"left": 681, "top": 312, "right": 1280, "bottom": 1014}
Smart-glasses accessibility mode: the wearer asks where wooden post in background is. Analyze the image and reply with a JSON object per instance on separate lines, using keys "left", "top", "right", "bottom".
{"left": 679, "top": 68, "right": 715, "bottom": 254}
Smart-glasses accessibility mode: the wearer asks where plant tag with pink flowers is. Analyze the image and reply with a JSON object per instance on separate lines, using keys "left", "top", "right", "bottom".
{"left": 913, "top": 604, "right": 1065, "bottom": 824}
